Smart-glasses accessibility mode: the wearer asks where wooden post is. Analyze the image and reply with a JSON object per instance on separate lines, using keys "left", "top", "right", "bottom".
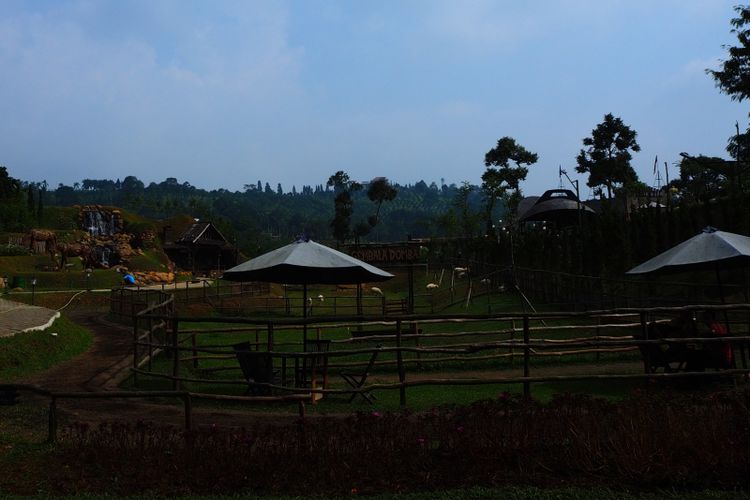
{"left": 523, "top": 314, "right": 530, "bottom": 397}
{"left": 132, "top": 314, "right": 139, "bottom": 387}
{"left": 183, "top": 393, "right": 192, "bottom": 431}
{"left": 397, "top": 319, "right": 406, "bottom": 407}
{"left": 510, "top": 319, "right": 515, "bottom": 365}
{"left": 640, "top": 311, "right": 651, "bottom": 374}
{"left": 47, "top": 396, "right": 57, "bottom": 443}
{"left": 172, "top": 318, "right": 180, "bottom": 390}
{"left": 191, "top": 332, "right": 198, "bottom": 369}
{"left": 147, "top": 314, "right": 153, "bottom": 372}
{"left": 267, "top": 322, "right": 274, "bottom": 351}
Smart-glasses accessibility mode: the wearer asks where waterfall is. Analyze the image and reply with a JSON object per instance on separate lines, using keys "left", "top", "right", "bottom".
{"left": 83, "top": 210, "right": 114, "bottom": 237}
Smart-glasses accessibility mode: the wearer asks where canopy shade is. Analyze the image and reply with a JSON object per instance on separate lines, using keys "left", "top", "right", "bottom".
{"left": 626, "top": 227, "right": 750, "bottom": 275}
{"left": 221, "top": 239, "right": 394, "bottom": 285}
{"left": 518, "top": 189, "right": 596, "bottom": 225}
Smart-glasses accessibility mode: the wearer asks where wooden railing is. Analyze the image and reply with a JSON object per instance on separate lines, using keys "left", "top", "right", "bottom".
{"left": 133, "top": 303, "right": 750, "bottom": 405}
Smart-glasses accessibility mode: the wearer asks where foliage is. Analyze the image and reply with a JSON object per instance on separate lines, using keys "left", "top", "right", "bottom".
{"left": 327, "top": 170, "right": 364, "bottom": 245}
{"left": 0, "top": 167, "right": 34, "bottom": 232}
{"left": 708, "top": 5, "right": 750, "bottom": 104}
{"left": 367, "top": 177, "right": 398, "bottom": 227}
{"left": 0, "top": 244, "right": 31, "bottom": 257}
{"left": 482, "top": 137, "right": 538, "bottom": 231}
{"left": 576, "top": 113, "right": 641, "bottom": 199}
{"left": 3, "top": 390, "right": 750, "bottom": 496}
{"left": 674, "top": 155, "right": 729, "bottom": 203}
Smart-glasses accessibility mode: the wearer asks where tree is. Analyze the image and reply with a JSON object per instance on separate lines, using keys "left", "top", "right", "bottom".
{"left": 366, "top": 177, "right": 397, "bottom": 227}
{"left": 482, "top": 137, "right": 537, "bottom": 233}
{"left": 676, "top": 155, "right": 730, "bottom": 203}
{"left": 708, "top": 6, "right": 750, "bottom": 193}
{"left": 708, "top": 6, "right": 750, "bottom": 104}
{"left": 576, "top": 113, "right": 641, "bottom": 199}
{"left": 327, "top": 171, "right": 362, "bottom": 245}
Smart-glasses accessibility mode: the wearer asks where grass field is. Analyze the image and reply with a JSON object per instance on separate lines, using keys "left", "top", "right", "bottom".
{"left": 0, "top": 315, "right": 92, "bottom": 381}
{"left": 128, "top": 287, "right": 646, "bottom": 413}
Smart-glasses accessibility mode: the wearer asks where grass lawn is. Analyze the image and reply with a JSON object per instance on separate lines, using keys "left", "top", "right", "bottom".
{"left": 0, "top": 315, "right": 92, "bottom": 381}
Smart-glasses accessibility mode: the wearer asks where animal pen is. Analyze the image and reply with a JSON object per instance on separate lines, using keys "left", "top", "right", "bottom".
{"left": 130, "top": 292, "right": 750, "bottom": 406}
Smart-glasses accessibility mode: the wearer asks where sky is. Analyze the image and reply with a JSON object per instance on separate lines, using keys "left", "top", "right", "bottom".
{"left": 0, "top": 0, "right": 746, "bottom": 197}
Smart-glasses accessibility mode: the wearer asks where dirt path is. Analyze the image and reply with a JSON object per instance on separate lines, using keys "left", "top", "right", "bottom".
{"left": 19, "top": 311, "right": 133, "bottom": 391}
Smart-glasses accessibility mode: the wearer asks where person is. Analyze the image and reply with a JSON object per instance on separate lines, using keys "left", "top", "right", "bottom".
{"left": 698, "top": 310, "right": 733, "bottom": 370}
{"left": 120, "top": 268, "right": 136, "bottom": 286}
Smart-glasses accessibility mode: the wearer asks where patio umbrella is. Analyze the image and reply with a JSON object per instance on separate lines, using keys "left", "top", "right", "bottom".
{"left": 222, "top": 237, "right": 394, "bottom": 344}
{"left": 626, "top": 227, "right": 750, "bottom": 275}
{"left": 626, "top": 226, "right": 750, "bottom": 303}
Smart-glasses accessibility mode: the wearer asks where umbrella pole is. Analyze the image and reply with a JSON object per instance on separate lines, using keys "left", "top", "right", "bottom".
{"left": 303, "top": 284, "right": 308, "bottom": 350}
{"left": 715, "top": 265, "right": 732, "bottom": 336}
{"left": 357, "top": 283, "right": 362, "bottom": 316}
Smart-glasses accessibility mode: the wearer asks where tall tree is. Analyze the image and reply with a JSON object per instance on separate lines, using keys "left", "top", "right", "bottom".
{"left": 708, "top": 6, "right": 750, "bottom": 193}
{"left": 366, "top": 177, "right": 397, "bottom": 227}
{"left": 327, "top": 171, "right": 362, "bottom": 245}
{"left": 708, "top": 5, "right": 750, "bottom": 103}
{"left": 482, "top": 137, "right": 537, "bottom": 233}
{"left": 676, "top": 155, "right": 730, "bottom": 203}
{"left": 576, "top": 113, "right": 641, "bottom": 199}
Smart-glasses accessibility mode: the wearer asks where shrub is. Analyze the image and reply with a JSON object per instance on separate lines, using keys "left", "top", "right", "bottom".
{"left": 0, "top": 244, "right": 31, "bottom": 257}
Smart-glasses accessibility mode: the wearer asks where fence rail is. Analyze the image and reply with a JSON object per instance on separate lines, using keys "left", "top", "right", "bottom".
{"left": 132, "top": 298, "right": 750, "bottom": 405}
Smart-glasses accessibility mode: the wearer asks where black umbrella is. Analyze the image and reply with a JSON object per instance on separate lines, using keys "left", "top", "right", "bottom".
{"left": 626, "top": 227, "right": 750, "bottom": 275}
{"left": 222, "top": 238, "right": 393, "bottom": 345}
{"left": 626, "top": 226, "right": 750, "bottom": 304}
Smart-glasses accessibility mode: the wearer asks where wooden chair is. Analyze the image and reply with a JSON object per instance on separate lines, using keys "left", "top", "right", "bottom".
{"left": 340, "top": 346, "right": 380, "bottom": 404}
{"left": 232, "top": 342, "right": 279, "bottom": 396}
{"left": 297, "top": 339, "right": 331, "bottom": 390}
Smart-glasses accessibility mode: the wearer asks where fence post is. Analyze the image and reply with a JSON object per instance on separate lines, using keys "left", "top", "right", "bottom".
{"left": 191, "top": 329, "right": 198, "bottom": 369}
{"left": 132, "top": 314, "right": 139, "bottom": 387}
{"left": 397, "top": 319, "right": 406, "bottom": 408}
{"left": 267, "top": 322, "right": 274, "bottom": 351}
{"left": 523, "top": 314, "right": 530, "bottom": 397}
{"left": 172, "top": 318, "right": 181, "bottom": 390}
{"left": 147, "top": 314, "right": 153, "bottom": 373}
{"left": 510, "top": 319, "right": 515, "bottom": 365}
{"left": 47, "top": 396, "right": 57, "bottom": 443}
{"left": 184, "top": 393, "right": 193, "bottom": 431}
{"left": 640, "top": 311, "right": 651, "bottom": 374}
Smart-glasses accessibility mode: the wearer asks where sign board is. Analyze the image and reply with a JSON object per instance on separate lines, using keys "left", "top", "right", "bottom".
{"left": 348, "top": 244, "right": 421, "bottom": 265}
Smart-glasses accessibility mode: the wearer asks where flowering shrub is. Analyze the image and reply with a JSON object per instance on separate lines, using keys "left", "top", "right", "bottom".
{"left": 44, "top": 388, "right": 750, "bottom": 496}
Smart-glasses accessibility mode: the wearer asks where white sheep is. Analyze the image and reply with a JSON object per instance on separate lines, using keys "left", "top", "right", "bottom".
{"left": 317, "top": 294, "right": 325, "bottom": 302}
{"left": 370, "top": 287, "right": 383, "bottom": 295}
{"left": 426, "top": 283, "right": 439, "bottom": 290}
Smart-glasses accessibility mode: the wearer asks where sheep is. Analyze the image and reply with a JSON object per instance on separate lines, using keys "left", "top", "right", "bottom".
{"left": 479, "top": 278, "right": 490, "bottom": 285}
{"left": 426, "top": 283, "right": 439, "bottom": 290}
{"left": 370, "top": 287, "right": 383, "bottom": 295}
{"left": 317, "top": 294, "right": 325, "bottom": 302}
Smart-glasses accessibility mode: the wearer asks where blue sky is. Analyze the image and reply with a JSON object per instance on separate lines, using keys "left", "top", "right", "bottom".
{"left": 0, "top": 1, "right": 745, "bottom": 197}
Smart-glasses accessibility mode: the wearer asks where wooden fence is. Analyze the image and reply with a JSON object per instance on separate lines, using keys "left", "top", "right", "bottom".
{"left": 132, "top": 299, "right": 750, "bottom": 406}
{"left": 514, "top": 266, "right": 748, "bottom": 310}
{"left": 109, "top": 280, "right": 269, "bottom": 323}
